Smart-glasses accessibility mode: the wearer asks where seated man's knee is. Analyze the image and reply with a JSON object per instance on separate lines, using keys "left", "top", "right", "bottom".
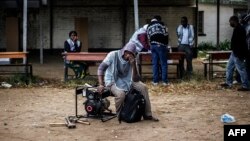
{"left": 114, "top": 91, "right": 126, "bottom": 100}
{"left": 134, "top": 81, "right": 148, "bottom": 91}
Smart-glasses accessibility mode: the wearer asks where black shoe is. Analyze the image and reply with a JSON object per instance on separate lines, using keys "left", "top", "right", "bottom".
{"left": 220, "top": 83, "right": 232, "bottom": 89}
{"left": 144, "top": 116, "right": 159, "bottom": 122}
{"left": 237, "top": 87, "right": 250, "bottom": 91}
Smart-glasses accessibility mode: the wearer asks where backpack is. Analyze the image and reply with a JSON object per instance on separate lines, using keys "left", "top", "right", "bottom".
{"left": 118, "top": 88, "right": 146, "bottom": 123}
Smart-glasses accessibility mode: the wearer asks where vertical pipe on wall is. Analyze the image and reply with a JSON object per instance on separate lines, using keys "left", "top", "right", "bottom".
{"left": 23, "top": 0, "right": 27, "bottom": 53}
{"left": 216, "top": 0, "right": 220, "bottom": 48}
{"left": 134, "top": 0, "right": 139, "bottom": 30}
{"left": 49, "top": 0, "right": 53, "bottom": 54}
{"left": 122, "top": 0, "right": 128, "bottom": 46}
{"left": 193, "top": 0, "right": 199, "bottom": 58}
{"left": 40, "top": 13, "right": 43, "bottom": 64}
{"left": 195, "top": 0, "right": 198, "bottom": 48}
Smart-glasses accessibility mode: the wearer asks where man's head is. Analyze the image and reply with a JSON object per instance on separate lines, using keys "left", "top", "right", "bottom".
{"left": 181, "top": 16, "right": 188, "bottom": 28}
{"left": 154, "top": 15, "right": 162, "bottom": 22}
{"left": 121, "top": 42, "right": 136, "bottom": 61}
{"left": 69, "top": 31, "right": 78, "bottom": 41}
{"left": 229, "top": 15, "right": 239, "bottom": 28}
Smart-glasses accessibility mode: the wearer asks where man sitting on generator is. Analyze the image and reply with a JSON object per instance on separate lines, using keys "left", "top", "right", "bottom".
{"left": 97, "top": 42, "right": 159, "bottom": 122}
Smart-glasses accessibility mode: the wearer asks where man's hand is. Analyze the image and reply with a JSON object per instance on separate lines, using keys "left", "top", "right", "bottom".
{"left": 128, "top": 54, "right": 136, "bottom": 64}
{"left": 97, "top": 84, "right": 105, "bottom": 94}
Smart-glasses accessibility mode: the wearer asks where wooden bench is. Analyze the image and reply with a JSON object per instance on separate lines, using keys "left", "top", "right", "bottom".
{"left": 137, "top": 52, "right": 185, "bottom": 79}
{"left": 0, "top": 52, "right": 33, "bottom": 84}
{"left": 202, "top": 51, "right": 231, "bottom": 80}
{"left": 62, "top": 52, "right": 108, "bottom": 81}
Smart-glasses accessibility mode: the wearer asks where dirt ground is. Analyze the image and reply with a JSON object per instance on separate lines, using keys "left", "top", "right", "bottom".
{"left": 0, "top": 54, "right": 249, "bottom": 141}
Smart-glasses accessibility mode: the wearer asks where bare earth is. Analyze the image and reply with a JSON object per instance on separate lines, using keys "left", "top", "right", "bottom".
{"left": 0, "top": 54, "right": 249, "bottom": 141}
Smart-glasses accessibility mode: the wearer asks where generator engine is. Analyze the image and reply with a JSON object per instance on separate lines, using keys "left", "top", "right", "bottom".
{"left": 84, "top": 88, "right": 111, "bottom": 116}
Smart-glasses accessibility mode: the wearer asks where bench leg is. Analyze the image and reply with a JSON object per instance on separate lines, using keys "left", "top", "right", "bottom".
{"left": 25, "top": 65, "right": 29, "bottom": 84}
{"left": 204, "top": 63, "right": 207, "bottom": 78}
{"left": 177, "top": 65, "right": 180, "bottom": 79}
{"left": 64, "top": 64, "right": 68, "bottom": 82}
{"left": 30, "top": 65, "right": 33, "bottom": 77}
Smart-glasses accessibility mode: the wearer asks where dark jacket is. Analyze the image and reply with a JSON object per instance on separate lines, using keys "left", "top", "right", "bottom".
{"left": 147, "top": 21, "right": 168, "bottom": 46}
{"left": 64, "top": 39, "right": 81, "bottom": 52}
{"left": 231, "top": 24, "right": 248, "bottom": 60}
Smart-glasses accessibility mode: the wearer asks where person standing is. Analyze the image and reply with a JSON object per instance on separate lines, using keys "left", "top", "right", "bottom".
{"left": 64, "top": 31, "right": 87, "bottom": 78}
{"left": 176, "top": 16, "right": 194, "bottom": 77}
{"left": 147, "top": 15, "right": 169, "bottom": 86}
{"left": 220, "top": 16, "right": 249, "bottom": 91}
{"left": 234, "top": 13, "right": 250, "bottom": 84}
{"left": 243, "top": 14, "right": 250, "bottom": 82}
{"left": 97, "top": 42, "right": 159, "bottom": 121}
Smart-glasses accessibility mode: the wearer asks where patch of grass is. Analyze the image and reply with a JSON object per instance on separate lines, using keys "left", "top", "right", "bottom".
{"left": 197, "top": 41, "right": 216, "bottom": 51}
{"left": 218, "top": 40, "right": 230, "bottom": 51}
{"left": 0, "top": 74, "right": 101, "bottom": 88}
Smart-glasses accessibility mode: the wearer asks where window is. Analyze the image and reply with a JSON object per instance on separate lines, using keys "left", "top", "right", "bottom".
{"left": 198, "top": 11, "right": 206, "bottom": 36}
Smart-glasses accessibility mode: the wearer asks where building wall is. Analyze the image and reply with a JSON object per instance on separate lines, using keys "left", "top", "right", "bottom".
{"left": 0, "top": 0, "right": 196, "bottom": 50}
{"left": 51, "top": 6, "right": 195, "bottom": 49}
{"left": 198, "top": 4, "right": 236, "bottom": 45}
{"left": 53, "top": 7, "right": 124, "bottom": 49}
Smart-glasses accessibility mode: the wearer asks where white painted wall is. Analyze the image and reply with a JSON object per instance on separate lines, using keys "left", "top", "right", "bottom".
{"left": 198, "top": 4, "right": 235, "bottom": 45}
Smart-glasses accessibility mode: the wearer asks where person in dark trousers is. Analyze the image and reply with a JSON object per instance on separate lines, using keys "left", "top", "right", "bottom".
{"left": 64, "top": 31, "right": 87, "bottom": 78}
{"left": 176, "top": 16, "right": 194, "bottom": 78}
{"left": 234, "top": 13, "right": 248, "bottom": 84}
{"left": 147, "top": 15, "right": 169, "bottom": 86}
{"left": 220, "top": 16, "right": 250, "bottom": 91}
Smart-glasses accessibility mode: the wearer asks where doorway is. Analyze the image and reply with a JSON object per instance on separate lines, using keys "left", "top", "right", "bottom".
{"left": 75, "top": 18, "right": 88, "bottom": 52}
{"left": 6, "top": 17, "right": 19, "bottom": 51}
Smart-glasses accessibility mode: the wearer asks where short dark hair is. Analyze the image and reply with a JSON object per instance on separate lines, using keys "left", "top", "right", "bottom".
{"left": 181, "top": 16, "right": 188, "bottom": 22}
{"left": 69, "top": 31, "right": 77, "bottom": 37}
{"left": 229, "top": 15, "right": 239, "bottom": 23}
{"left": 154, "top": 15, "right": 162, "bottom": 21}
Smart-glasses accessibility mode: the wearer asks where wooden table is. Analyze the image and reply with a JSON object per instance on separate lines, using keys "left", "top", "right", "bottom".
{"left": 205, "top": 51, "right": 231, "bottom": 80}
{"left": 62, "top": 52, "right": 108, "bottom": 81}
{"left": 137, "top": 52, "right": 185, "bottom": 79}
{"left": 0, "top": 52, "right": 32, "bottom": 84}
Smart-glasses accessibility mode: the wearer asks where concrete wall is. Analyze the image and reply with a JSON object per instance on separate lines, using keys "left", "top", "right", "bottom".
{"left": 198, "top": 4, "right": 236, "bottom": 45}
{"left": 53, "top": 7, "right": 124, "bottom": 49}
{"left": 51, "top": 6, "right": 195, "bottom": 49}
{"left": 0, "top": 0, "right": 196, "bottom": 50}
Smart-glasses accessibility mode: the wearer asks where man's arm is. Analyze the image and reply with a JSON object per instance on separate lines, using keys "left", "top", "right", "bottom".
{"left": 164, "top": 26, "right": 169, "bottom": 45}
{"left": 97, "top": 62, "right": 109, "bottom": 93}
{"left": 64, "top": 41, "right": 70, "bottom": 52}
{"left": 129, "top": 56, "right": 140, "bottom": 82}
{"left": 189, "top": 25, "right": 195, "bottom": 46}
{"left": 75, "top": 41, "right": 82, "bottom": 52}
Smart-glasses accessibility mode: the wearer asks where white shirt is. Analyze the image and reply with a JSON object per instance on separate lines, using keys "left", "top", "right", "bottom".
{"left": 181, "top": 27, "right": 189, "bottom": 45}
